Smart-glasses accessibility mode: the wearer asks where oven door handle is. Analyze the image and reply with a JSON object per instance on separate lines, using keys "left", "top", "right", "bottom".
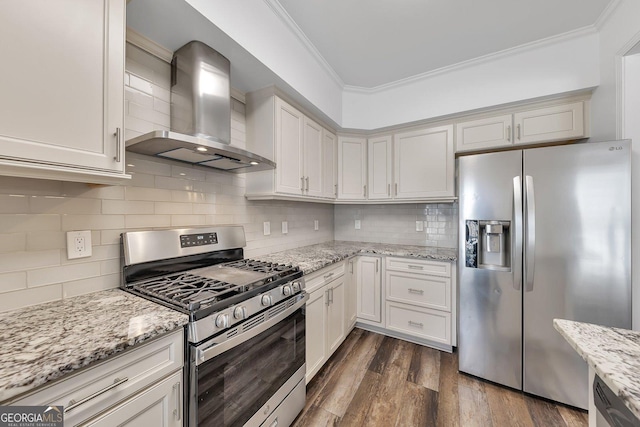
{"left": 195, "top": 293, "right": 309, "bottom": 365}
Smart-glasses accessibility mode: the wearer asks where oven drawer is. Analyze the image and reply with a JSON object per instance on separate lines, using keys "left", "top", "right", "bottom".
{"left": 385, "top": 302, "right": 451, "bottom": 345}
{"left": 385, "top": 257, "right": 451, "bottom": 277}
{"left": 305, "top": 261, "right": 345, "bottom": 293}
{"left": 13, "top": 330, "right": 183, "bottom": 426}
{"left": 386, "top": 270, "right": 451, "bottom": 312}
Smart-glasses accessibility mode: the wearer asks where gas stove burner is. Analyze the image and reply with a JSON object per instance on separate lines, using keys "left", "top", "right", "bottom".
{"left": 128, "top": 259, "right": 300, "bottom": 312}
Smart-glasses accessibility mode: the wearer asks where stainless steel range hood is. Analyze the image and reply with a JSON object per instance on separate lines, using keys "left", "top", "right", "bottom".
{"left": 125, "top": 41, "right": 275, "bottom": 173}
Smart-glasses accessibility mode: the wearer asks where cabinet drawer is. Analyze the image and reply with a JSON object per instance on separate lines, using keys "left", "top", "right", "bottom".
{"left": 305, "top": 261, "right": 345, "bottom": 293}
{"left": 386, "top": 271, "right": 451, "bottom": 312}
{"left": 386, "top": 302, "right": 451, "bottom": 345}
{"left": 13, "top": 330, "right": 183, "bottom": 426}
{"left": 385, "top": 257, "right": 451, "bottom": 277}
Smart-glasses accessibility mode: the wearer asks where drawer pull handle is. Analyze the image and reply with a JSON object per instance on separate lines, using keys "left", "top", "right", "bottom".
{"left": 64, "top": 377, "right": 129, "bottom": 413}
{"left": 408, "top": 288, "right": 424, "bottom": 295}
{"left": 173, "top": 381, "right": 181, "bottom": 421}
{"left": 408, "top": 265, "right": 424, "bottom": 270}
{"left": 269, "top": 417, "right": 279, "bottom": 427}
{"left": 408, "top": 321, "right": 424, "bottom": 328}
{"left": 323, "top": 272, "right": 334, "bottom": 280}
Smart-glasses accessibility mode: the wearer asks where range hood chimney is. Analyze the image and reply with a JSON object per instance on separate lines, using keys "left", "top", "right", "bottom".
{"left": 125, "top": 41, "right": 275, "bottom": 173}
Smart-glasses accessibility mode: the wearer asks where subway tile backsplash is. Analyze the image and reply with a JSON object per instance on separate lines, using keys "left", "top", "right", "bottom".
{"left": 334, "top": 203, "right": 458, "bottom": 248}
{"left": 0, "top": 43, "right": 459, "bottom": 313}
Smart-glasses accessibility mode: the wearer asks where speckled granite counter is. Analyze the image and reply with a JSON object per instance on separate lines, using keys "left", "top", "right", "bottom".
{"left": 554, "top": 319, "right": 640, "bottom": 419}
{"left": 254, "top": 241, "right": 457, "bottom": 275}
{"left": 0, "top": 289, "right": 188, "bottom": 404}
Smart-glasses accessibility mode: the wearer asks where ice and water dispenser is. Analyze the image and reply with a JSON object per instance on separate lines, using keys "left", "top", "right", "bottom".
{"left": 465, "top": 220, "right": 511, "bottom": 270}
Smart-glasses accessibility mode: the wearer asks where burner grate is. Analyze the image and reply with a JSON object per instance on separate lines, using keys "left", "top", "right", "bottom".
{"left": 128, "top": 259, "right": 299, "bottom": 312}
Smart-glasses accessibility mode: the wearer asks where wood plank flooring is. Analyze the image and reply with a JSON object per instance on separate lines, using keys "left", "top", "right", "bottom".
{"left": 293, "top": 329, "right": 588, "bottom": 427}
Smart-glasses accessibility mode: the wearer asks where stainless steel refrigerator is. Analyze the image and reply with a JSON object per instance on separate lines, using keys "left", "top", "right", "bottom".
{"left": 458, "top": 140, "right": 631, "bottom": 409}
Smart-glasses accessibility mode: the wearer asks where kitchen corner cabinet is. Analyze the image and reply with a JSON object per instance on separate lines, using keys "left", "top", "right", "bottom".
{"left": 337, "top": 136, "right": 368, "bottom": 200}
{"left": 455, "top": 100, "right": 586, "bottom": 153}
{"left": 11, "top": 330, "right": 184, "bottom": 426}
{"left": 356, "top": 256, "right": 382, "bottom": 324}
{"left": 368, "top": 136, "right": 393, "bottom": 200}
{"left": 0, "top": 0, "right": 130, "bottom": 184}
{"left": 304, "top": 262, "right": 347, "bottom": 383}
{"left": 246, "top": 95, "right": 335, "bottom": 201}
{"left": 322, "top": 129, "right": 338, "bottom": 198}
{"left": 345, "top": 258, "right": 358, "bottom": 329}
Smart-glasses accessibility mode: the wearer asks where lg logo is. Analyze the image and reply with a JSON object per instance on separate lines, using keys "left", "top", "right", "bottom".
{"left": 609, "top": 146, "right": 623, "bottom": 151}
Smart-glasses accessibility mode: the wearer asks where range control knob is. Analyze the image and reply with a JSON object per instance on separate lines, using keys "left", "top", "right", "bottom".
{"left": 291, "top": 282, "right": 301, "bottom": 293}
{"left": 281, "top": 285, "right": 292, "bottom": 296}
{"left": 261, "top": 294, "right": 273, "bottom": 307}
{"left": 233, "top": 306, "right": 247, "bottom": 320}
{"left": 215, "top": 314, "right": 229, "bottom": 329}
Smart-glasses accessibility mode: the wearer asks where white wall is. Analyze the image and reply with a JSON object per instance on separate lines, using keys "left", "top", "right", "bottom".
{"left": 342, "top": 31, "right": 600, "bottom": 129}
{"left": 184, "top": 0, "right": 344, "bottom": 125}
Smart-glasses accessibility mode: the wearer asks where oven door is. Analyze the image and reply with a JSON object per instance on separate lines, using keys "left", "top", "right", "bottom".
{"left": 190, "top": 293, "right": 308, "bottom": 427}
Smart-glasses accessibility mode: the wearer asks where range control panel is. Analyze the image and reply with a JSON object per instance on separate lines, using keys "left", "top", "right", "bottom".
{"left": 180, "top": 232, "right": 218, "bottom": 248}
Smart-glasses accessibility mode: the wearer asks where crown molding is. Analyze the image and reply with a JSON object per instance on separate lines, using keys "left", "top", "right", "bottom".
{"left": 594, "top": 0, "right": 622, "bottom": 30}
{"left": 263, "top": 0, "right": 345, "bottom": 88}
{"left": 344, "top": 25, "right": 599, "bottom": 95}
{"left": 126, "top": 27, "right": 173, "bottom": 63}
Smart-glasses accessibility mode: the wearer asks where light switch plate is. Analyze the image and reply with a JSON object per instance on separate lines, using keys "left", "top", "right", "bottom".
{"left": 416, "top": 221, "right": 424, "bottom": 232}
{"left": 67, "top": 230, "right": 92, "bottom": 259}
{"left": 282, "top": 221, "right": 288, "bottom": 234}
{"left": 263, "top": 222, "right": 270, "bottom": 236}
{"left": 314, "top": 220, "right": 319, "bottom": 231}
{"left": 355, "top": 220, "right": 361, "bottom": 230}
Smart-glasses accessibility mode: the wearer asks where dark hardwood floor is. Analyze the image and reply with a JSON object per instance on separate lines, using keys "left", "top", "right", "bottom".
{"left": 293, "top": 328, "right": 588, "bottom": 426}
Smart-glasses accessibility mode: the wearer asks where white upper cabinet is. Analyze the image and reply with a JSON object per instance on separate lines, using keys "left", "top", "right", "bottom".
{"left": 322, "top": 129, "right": 337, "bottom": 198}
{"left": 394, "top": 125, "right": 455, "bottom": 199}
{"left": 513, "top": 101, "right": 585, "bottom": 145}
{"left": 455, "top": 114, "right": 513, "bottom": 152}
{"left": 275, "top": 98, "right": 305, "bottom": 195}
{"left": 246, "top": 94, "right": 335, "bottom": 201}
{"left": 367, "top": 136, "right": 393, "bottom": 200}
{"left": 0, "top": 0, "right": 128, "bottom": 184}
{"left": 455, "top": 100, "right": 587, "bottom": 153}
{"left": 337, "top": 136, "right": 367, "bottom": 200}
{"left": 303, "top": 116, "right": 324, "bottom": 197}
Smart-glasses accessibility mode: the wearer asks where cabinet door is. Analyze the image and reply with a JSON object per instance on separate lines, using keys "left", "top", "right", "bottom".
{"left": 0, "top": 0, "right": 125, "bottom": 175}
{"left": 345, "top": 259, "right": 358, "bottom": 329}
{"left": 327, "top": 277, "right": 346, "bottom": 355}
{"left": 368, "top": 136, "right": 393, "bottom": 200}
{"left": 513, "top": 102, "right": 585, "bottom": 145}
{"left": 275, "top": 98, "right": 304, "bottom": 195}
{"left": 84, "top": 371, "right": 182, "bottom": 427}
{"left": 455, "top": 114, "right": 513, "bottom": 152}
{"left": 356, "top": 256, "right": 382, "bottom": 323}
{"left": 394, "top": 125, "right": 454, "bottom": 199}
{"left": 322, "top": 129, "right": 337, "bottom": 199}
{"left": 305, "top": 285, "right": 328, "bottom": 383}
{"left": 337, "top": 137, "right": 367, "bottom": 200}
{"left": 303, "top": 117, "right": 323, "bottom": 197}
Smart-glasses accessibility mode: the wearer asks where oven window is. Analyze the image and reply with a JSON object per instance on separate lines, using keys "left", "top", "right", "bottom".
{"left": 195, "top": 307, "right": 305, "bottom": 426}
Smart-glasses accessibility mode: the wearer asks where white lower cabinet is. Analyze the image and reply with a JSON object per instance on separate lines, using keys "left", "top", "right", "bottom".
{"left": 304, "top": 262, "right": 349, "bottom": 383}
{"left": 355, "top": 256, "right": 382, "bottom": 323}
{"left": 83, "top": 371, "right": 182, "bottom": 427}
{"left": 385, "top": 302, "right": 451, "bottom": 345}
{"left": 11, "top": 330, "right": 184, "bottom": 427}
{"left": 345, "top": 258, "right": 358, "bottom": 329}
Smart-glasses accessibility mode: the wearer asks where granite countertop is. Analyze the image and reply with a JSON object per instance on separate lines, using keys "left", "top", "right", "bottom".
{"left": 554, "top": 319, "right": 640, "bottom": 419}
{"left": 0, "top": 289, "right": 188, "bottom": 404}
{"left": 254, "top": 240, "right": 457, "bottom": 275}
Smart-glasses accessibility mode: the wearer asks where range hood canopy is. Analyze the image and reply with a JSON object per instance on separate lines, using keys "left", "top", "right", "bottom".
{"left": 125, "top": 41, "right": 275, "bottom": 173}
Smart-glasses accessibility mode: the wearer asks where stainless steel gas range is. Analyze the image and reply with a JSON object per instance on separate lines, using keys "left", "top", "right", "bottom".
{"left": 120, "top": 226, "right": 307, "bottom": 427}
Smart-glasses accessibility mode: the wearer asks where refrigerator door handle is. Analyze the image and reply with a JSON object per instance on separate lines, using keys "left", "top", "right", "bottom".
{"left": 512, "top": 176, "right": 523, "bottom": 291}
{"left": 525, "top": 175, "right": 536, "bottom": 292}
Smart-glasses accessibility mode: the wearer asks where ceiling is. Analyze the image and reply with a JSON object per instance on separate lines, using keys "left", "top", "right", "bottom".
{"left": 275, "top": 0, "right": 613, "bottom": 88}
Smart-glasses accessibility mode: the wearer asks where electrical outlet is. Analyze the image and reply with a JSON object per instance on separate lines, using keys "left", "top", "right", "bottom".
{"left": 416, "top": 221, "right": 424, "bottom": 232}
{"left": 282, "top": 221, "right": 288, "bottom": 234}
{"left": 314, "top": 220, "right": 319, "bottom": 231}
{"left": 263, "top": 222, "right": 271, "bottom": 236}
{"left": 66, "top": 230, "right": 92, "bottom": 259}
{"left": 355, "top": 220, "right": 361, "bottom": 230}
